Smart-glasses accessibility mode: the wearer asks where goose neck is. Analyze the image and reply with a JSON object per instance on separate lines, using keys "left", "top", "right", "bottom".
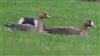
{"left": 35, "top": 18, "right": 43, "bottom": 32}
{"left": 80, "top": 25, "right": 88, "bottom": 36}
{"left": 80, "top": 24, "right": 88, "bottom": 31}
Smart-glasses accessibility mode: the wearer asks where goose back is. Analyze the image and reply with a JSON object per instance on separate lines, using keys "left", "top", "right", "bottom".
{"left": 44, "top": 26, "right": 80, "bottom": 35}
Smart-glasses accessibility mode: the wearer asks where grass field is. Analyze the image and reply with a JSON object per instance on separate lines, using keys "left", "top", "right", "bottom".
{"left": 0, "top": 0, "right": 100, "bottom": 56}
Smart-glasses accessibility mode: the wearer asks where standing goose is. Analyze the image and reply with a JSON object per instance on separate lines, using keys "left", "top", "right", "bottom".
{"left": 4, "top": 11, "right": 50, "bottom": 33}
{"left": 44, "top": 19, "right": 96, "bottom": 36}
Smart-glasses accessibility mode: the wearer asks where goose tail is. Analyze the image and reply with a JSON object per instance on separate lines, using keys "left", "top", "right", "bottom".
{"left": 3, "top": 24, "right": 10, "bottom": 27}
{"left": 3, "top": 24, "right": 16, "bottom": 31}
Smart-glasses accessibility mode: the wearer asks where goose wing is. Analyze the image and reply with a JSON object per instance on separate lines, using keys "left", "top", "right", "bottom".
{"left": 4, "top": 24, "right": 36, "bottom": 32}
{"left": 44, "top": 26, "right": 80, "bottom": 35}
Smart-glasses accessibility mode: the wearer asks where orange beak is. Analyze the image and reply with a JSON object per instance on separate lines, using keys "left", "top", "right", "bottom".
{"left": 46, "top": 15, "right": 50, "bottom": 18}
{"left": 92, "top": 25, "right": 96, "bottom": 29}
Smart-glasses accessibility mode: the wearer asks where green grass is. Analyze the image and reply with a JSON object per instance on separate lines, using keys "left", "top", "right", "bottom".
{"left": 1, "top": 0, "right": 100, "bottom": 56}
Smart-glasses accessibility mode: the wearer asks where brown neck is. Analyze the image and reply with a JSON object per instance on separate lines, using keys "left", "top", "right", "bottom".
{"left": 80, "top": 24, "right": 88, "bottom": 36}
{"left": 81, "top": 24, "right": 87, "bottom": 31}
{"left": 36, "top": 18, "right": 43, "bottom": 32}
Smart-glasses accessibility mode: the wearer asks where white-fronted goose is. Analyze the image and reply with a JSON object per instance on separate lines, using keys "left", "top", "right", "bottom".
{"left": 4, "top": 11, "right": 50, "bottom": 33}
{"left": 18, "top": 11, "right": 50, "bottom": 27}
{"left": 44, "top": 19, "right": 96, "bottom": 36}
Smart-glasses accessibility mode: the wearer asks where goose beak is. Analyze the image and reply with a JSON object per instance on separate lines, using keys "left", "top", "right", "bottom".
{"left": 91, "top": 21, "right": 96, "bottom": 29}
{"left": 92, "top": 25, "right": 96, "bottom": 29}
{"left": 46, "top": 15, "right": 50, "bottom": 18}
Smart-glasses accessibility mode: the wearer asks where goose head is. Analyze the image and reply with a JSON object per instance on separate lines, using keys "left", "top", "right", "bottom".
{"left": 80, "top": 19, "right": 96, "bottom": 36}
{"left": 38, "top": 11, "right": 50, "bottom": 19}
{"left": 81, "top": 19, "right": 96, "bottom": 30}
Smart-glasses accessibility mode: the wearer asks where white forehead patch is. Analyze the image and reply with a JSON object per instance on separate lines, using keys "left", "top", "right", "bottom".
{"left": 91, "top": 21, "right": 94, "bottom": 26}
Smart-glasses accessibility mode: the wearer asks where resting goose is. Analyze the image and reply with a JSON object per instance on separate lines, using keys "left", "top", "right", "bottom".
{"left": 4, "top": 11, "right": 50, "bottom": 33}
{"left": 44, "top": 19, "right": 96, "bottom": 36}
{"left": 18, "top": 11, "right": 50, "bottom": 27}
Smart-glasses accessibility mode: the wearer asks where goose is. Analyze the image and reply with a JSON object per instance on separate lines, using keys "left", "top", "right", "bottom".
{"left": 43, "top": 19, "right": 96, "bottom": 36}
{"left": 18, "top": 11, "right": 50, "bottom": 27}
{"left": 4, "top": 11, "right": 50, "bottom": 33}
